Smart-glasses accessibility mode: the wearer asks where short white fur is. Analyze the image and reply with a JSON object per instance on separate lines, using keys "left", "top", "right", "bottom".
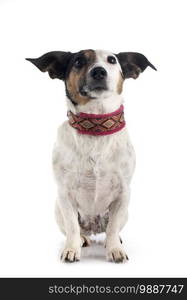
{"left": 53, "top": 50, "right": 136, "bottom": 262}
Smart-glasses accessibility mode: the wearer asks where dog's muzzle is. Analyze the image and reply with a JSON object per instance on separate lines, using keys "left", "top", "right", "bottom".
{"left": 79, "top": 67, "right": 108, "bottom": 97}
{"left": 90, "top": 67, "right": 107, "bottom": 80}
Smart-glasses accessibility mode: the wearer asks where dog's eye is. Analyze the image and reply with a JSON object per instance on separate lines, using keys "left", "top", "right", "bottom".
{"left": 107, "top": 56, "right": 117, "bottom": 64}
{"left": 74, "top": 57, "right": 85, "bottom": 69}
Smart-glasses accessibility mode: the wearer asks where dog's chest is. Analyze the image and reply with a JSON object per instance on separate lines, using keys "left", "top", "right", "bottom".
{"left": 75, "top": 155, "right": 122, "bottom": 214}
{"left": 53, "top": 123, "right": 135, "bottom": 215}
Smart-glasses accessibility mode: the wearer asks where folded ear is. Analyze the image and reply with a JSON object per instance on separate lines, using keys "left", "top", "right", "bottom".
{"left": 116, "top": 52, "right": 157, "bottom": 79}
{"left": 26, "top": 51, "right": 73, "bottom": 80}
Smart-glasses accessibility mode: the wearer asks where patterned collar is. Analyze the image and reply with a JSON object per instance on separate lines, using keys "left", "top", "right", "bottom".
{"left": 67, "top": 105, "right": 125, "bottom": 136}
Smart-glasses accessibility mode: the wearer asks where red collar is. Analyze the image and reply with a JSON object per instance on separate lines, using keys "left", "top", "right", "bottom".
{"left": 67, "top": 105, "right": 125, "bottom": 136}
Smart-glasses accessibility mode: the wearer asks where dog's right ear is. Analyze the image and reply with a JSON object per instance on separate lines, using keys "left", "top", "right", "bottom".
{"left": 26, "top": 51, "right": 73, "bottom": 80}
{"left": 116, "top": 52, "right": 157, "bottom": 79}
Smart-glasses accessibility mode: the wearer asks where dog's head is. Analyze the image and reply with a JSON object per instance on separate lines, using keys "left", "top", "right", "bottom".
{"left": 26, "top": 49, "right": 156, "bottom": 105}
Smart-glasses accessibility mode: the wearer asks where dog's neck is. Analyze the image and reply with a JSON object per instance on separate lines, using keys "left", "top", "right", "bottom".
{"left": 66, "top": 94, "right": 124, "bottom": 115}
{"left": 66, "top": 94, "right": 125, "bottom": 136}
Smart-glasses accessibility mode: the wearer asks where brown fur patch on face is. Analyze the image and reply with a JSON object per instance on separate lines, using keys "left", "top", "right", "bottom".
{"left": 117, "top": 72, "right": 124, "bottom": 94}
{"left": 66, "top": 50, "right": 96, "bottom": 105}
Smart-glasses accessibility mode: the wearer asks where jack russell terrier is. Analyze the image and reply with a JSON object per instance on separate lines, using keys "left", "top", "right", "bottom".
{"left": 26, "top": 50, "right": 156, "bottom": 263}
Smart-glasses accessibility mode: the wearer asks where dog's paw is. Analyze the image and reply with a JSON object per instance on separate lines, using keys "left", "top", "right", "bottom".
{"left": 81, "top": 235, "right": 91, "bottom": 247}
{"left": 106, "top": 246, "right": 129, "bottom": 263}
{"left": 61, "top": 247, "right": 81, "bottom": 263}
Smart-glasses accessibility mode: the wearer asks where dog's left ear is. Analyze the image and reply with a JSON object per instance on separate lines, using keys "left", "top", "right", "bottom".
{"left": 26, "top": 51, "right": 73, "bottom": 80}
{"left": 116, "top": 52, "right": 157, "bottom": 79}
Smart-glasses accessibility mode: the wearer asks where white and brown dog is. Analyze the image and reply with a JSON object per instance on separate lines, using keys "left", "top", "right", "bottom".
{"left": 27, "top": 50, "right": 156, "bottom": 263}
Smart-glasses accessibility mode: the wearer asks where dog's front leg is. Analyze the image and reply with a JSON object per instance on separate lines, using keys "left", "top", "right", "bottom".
{"left": 106, "top": 189, "right": 129, "bottom": 263}
{"left": 58, "top": 193, "right": 81, "bottom": 262}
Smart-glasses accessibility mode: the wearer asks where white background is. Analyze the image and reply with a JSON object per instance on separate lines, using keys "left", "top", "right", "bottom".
{"left": 0, "top": 0, "right": 187, "bottom": 277}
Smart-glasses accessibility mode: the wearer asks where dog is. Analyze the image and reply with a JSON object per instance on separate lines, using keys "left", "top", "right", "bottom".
{"left": 26, "top": 49, "right": 156, "bottom": 263}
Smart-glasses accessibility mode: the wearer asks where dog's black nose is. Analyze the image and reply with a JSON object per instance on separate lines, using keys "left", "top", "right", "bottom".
{"left": 91, "top": 67, "right": 107, "bottom": 80}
